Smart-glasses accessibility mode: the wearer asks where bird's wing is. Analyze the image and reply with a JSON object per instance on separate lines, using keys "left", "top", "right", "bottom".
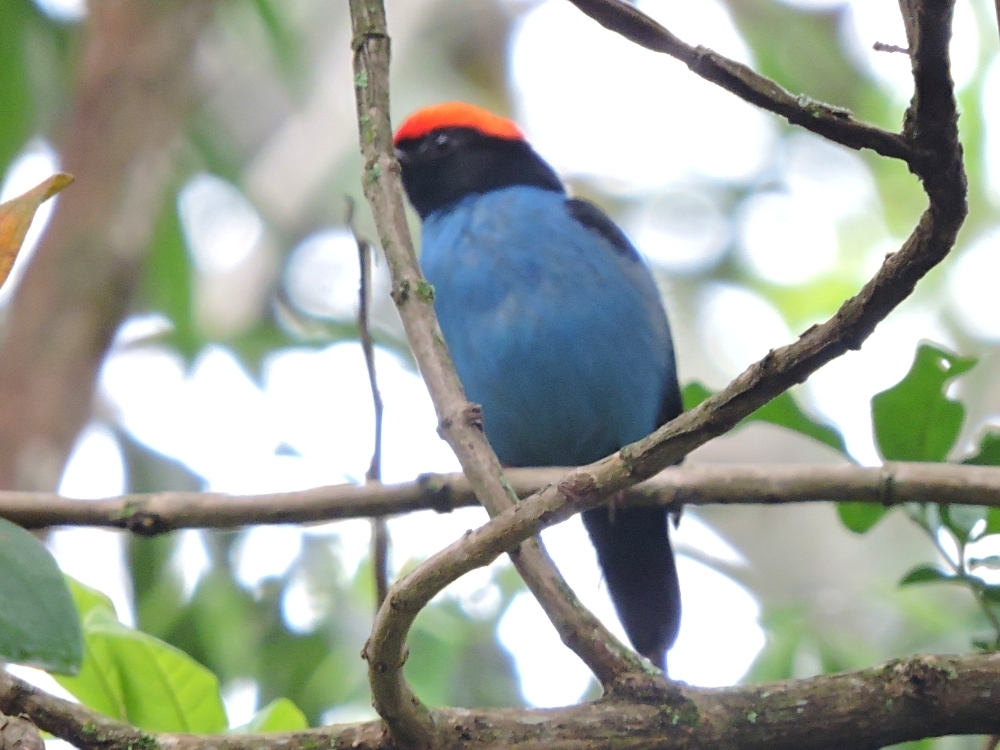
{"left": 566, "top": 197, "right": 683, "bottom": 426}
{"left": 564, "top": 198, "right": 641, "bottom": 262}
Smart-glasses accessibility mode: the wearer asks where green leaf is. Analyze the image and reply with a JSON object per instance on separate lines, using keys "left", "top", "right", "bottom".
{"left": 237, "top": 698, "right": 309, "bottom": 732}
{"left": 54, "top": 606, "right": 128, "bottom": 721}
{"left": 871, "top": 343, "right": 977, "bottom": 462}
{"left": 898, "top": 566, "right": 955, "bottom": 586}
{"left": 751, "top": 390, "right": 847, "bottom": 454}
{"left": 742, "top": 606, "right": 807, "bottom": 683}
{"left": 0, "top": 518, "right": 82, "bottom": 673}
{"left": 682, "top": 382, "right": 846, "bottom": 454}
{"left": 66, "top": 576, "right": 118, "bottom": 618}
{"left": 682, "top": 382, "right": 712, "bottom": 411}
{"left": 56, "top": 579, "right": 227, "bottom": 733}
{"left": 95, "top": 621, "right": 227, "bottom": 732}
{"left": 837, "top": 503, "right": 887, "bottom": 534}
{"left": 985, "top": 508, "right": 1000, "bottom": 537}
{"left": 964, "top": 431, "right": 1000, "bottom": 466}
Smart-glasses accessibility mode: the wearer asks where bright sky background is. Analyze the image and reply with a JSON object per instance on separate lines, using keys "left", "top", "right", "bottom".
{"left": 5, "top": 0, "right": 996, "bottom": 724}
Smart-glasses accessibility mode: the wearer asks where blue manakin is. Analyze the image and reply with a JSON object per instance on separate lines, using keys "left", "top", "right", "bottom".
{"left": 394, "top": 102, "right": 682, "bottom": 668}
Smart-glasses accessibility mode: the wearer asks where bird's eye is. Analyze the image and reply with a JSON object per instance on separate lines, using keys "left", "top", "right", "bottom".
{"left": 433, "top": 133, "right": 450, "bottom": 151}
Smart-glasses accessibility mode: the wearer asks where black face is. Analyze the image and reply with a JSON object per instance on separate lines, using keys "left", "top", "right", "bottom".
{"left": 395, "top": 127, "right": 564, "bottom": 218}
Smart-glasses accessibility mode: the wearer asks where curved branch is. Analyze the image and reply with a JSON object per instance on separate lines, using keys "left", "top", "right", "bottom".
{"left": 359, "top": 0, "right": 966, "bottom": 734}
{"left": 349, "top": 0, "right": 651, "bottom": 739}
{"left": 564, "top": 0, "right": 914, "bottom": 162}
{"left": 8, "top": 654, "right": 1000, "bottom": 750}
{"left": 4, "top": 462, "right": 1000, "bottom": 531}
{"left": 328, "top": 459, "right": 1000, "bottom": 688}
{"left": 349, "top": 0, "right": 964, "bottom": 743}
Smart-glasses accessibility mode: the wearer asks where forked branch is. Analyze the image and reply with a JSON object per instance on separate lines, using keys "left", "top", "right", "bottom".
{"left": 350, "top": 0, "right": 965, "bottom": 746}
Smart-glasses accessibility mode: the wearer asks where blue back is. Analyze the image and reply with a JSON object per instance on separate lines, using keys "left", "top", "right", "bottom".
{"left": 420, "top": 185, "right": 678, "bottom": 467}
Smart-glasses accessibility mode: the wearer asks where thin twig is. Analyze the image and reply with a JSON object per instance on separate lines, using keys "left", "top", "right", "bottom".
{"left": 7, "top": 463, "right": 1000, "bottom": 532}
{"left": 874, "top": 42, "right": 910, "bottom": 54}
{"left": 563, "top": 0, "right": 913, "bottom": 162}
{"left": 347, "top": 196, "right": 390, "bottom": 609}
{"left": 907, "top": 508, "right": 1000, "bottom": 647}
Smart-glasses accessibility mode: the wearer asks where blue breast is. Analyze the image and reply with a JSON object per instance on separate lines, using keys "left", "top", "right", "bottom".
{"left": 420, "top": 185, "right": 676, "bottom": 467}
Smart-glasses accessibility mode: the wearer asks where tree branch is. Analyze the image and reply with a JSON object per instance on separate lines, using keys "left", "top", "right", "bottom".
{"left": 350, "top": 0, "right": 965, "bottom": 740}
{"left": 0, "top": 1, "right": 975, "bottom": 750}
{"left": 0, "top": 670, "right": 149, "bottom": 750}
{"left": 348, "top": 0, "right": 964, "bottom": 743}
{"left": 4, "top": 462, "right": 1000, "bottom": 531}
{"left": 350, "top": 1, "right": 652, "bottom": 740}
{"left": 564, "top": 0, "right": 915, "bottom": 163}
{"left": 8, "top": 653, "right": 1000, "bottom": 750}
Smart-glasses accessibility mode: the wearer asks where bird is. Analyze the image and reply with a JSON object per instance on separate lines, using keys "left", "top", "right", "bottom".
{"left": 393, "top": 101, "right": 682, "bottom": 669}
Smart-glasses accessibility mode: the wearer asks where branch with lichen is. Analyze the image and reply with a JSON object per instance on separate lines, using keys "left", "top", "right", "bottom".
{"left": 8, "top": 653, "right": 1000, "bottom": 750}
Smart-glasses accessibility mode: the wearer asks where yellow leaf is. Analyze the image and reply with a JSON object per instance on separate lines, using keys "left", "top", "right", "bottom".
{"left": 0, "top": 173, "right": 74, "bottom": 288}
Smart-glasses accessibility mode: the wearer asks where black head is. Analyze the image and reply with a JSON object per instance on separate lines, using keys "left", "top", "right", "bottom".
{"left": 395, "top": 126, "right": 564, "bottom": 218}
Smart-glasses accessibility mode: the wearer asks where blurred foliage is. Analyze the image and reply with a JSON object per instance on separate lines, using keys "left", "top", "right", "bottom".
{"left": 683, "top": 383, "right": 847, "bottom": 454}
{"left": 726, "top": 0, "right": 869, "bottom": 115}
{"left": 1, "top": 1, "right": 1000, "bottom": 748}
{"left": 0, "top": 0, "right": 45, "bottom": 170}
{"left": 57, "top": 577, "right": 228, "bottom": 733}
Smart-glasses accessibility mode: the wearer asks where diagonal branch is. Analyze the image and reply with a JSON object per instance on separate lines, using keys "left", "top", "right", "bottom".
{"left": 355, "top": 0, "right": 966, "bottom": 740}
{"left": 350, "top": 1, "right": 655, "bottom": 743}
{"left": 332, "top": 459, "right": 1000, "bottom": 678}
{"left": 564, "top": 0, "right": 915, "bottom": 162}
{"left": 5, "top": 462, "right": 1000, "bottom": 531}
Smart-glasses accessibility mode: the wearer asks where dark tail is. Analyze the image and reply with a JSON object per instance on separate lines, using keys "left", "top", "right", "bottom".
{"left": 582, "top": 504, "right": 680, "bottom": 670}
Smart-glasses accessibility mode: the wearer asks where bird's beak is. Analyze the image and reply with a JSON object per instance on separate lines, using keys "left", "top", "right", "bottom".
{"left": 394, "top": 148, "right": 409, "bottom": 166}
